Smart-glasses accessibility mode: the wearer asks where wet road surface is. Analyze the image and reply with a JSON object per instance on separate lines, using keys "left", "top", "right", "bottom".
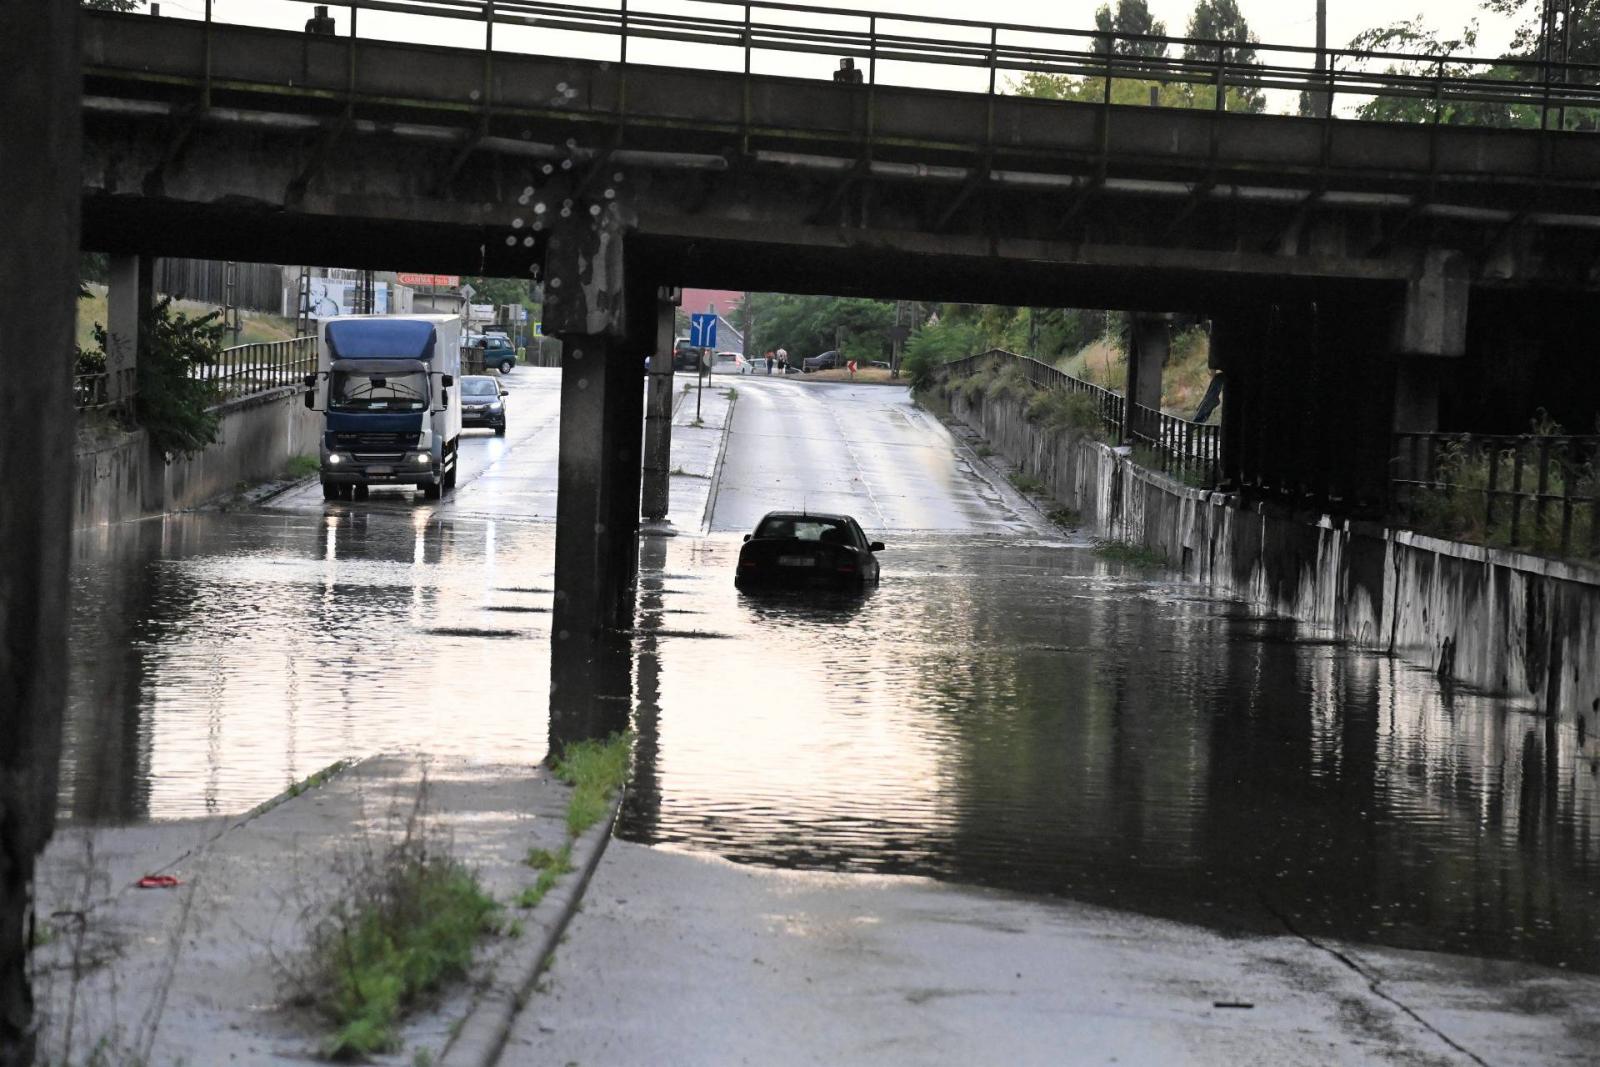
{"left": 63, "top": 373, "right": 1600, "bottom": 974}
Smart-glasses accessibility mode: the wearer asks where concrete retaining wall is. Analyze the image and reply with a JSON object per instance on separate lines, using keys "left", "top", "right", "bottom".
{"left": 74, "top": 388, "right": 321, "bottom": 528}
{"left": 940, "top": 381, "right": 1600, "bottom": 719}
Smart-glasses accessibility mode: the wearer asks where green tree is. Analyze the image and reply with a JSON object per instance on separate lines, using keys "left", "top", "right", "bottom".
{"left": 741, "top": 293, "right": 896, "bottom": 363}
{"left": 462, "top": 276, "right": 532, "bottom": 309}
{"left": 1094, "top": 1, "right": 1168, "bottom": 57}
{"left": 1342, "top": 18, "right": 1536, "bottom": 126}
{"left": 1184, "top": 0, "right": 1265, "bottom": 113}
{"left": 131, "top": 297, "right": 226, "bottom": 456}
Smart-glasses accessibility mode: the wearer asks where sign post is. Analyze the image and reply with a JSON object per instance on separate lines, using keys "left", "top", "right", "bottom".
{"left": 690, "top": 312, "right": 718, "bottom": 422}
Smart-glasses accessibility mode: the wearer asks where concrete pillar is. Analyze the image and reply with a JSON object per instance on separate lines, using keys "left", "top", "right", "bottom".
{"left": 1, "top": 0, "right": 79, "bottom": 1059}
{"left": 1397, "top": 250, "right": 1469, "bottom": 359}
{"left": 545, "top": 209, "right": 632, "bottom": 648}
{"left": 641, "top": 286, "right": 680, "bottom": 522}
{"left": 1393, "top": 358, "right": 1442, "bottom": 434}
{"left": 551, "top": 334, "right": 621, "bottom": 643}
{"left": 106, "top": 253, "right": 151, "bottom": 406}
{"left": 1122, "top": 312, "right": 1170, "bottom": 442}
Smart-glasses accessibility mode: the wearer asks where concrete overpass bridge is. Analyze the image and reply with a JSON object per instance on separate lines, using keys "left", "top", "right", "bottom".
{"left": 77, "top": 1, "right": 1600, "bottom": 651}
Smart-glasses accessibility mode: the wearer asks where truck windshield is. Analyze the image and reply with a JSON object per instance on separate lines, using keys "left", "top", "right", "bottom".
{"left": 329, "top": 370, "right": 429, "bottom": 412}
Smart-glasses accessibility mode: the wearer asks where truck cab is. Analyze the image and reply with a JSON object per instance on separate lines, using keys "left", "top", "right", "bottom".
{"left": 304, "top": 315, "right": 463, "bottom": 501}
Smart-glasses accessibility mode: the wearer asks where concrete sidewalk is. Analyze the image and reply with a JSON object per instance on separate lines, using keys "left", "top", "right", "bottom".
{"left": 508, "top": 841, "right": 1600, "bottom": 1066}
{"left": 658, "top": 376, "right": 737, "bottom": 534}
{"left": 33, "top": 756, "right": 575, "bottom": 1067}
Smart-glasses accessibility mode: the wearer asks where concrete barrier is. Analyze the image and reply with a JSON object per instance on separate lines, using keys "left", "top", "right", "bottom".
{"left": 939, "top": 380, "right": 1600, "bottom": 719}
{"left": 73, "top": 387, "right": 320, "bottom": 528}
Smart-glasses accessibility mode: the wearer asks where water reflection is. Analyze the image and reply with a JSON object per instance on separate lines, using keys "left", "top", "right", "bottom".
{"left": 63, "top": 510, "right": 1600, "bottom": 973}
{"left": 616, "top": 535, "right": 1600, "bottom": 973}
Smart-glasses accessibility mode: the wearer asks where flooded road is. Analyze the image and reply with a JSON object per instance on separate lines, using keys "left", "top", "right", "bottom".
{"left": 64, "top": 372, "right": 1600, "bottom": 974}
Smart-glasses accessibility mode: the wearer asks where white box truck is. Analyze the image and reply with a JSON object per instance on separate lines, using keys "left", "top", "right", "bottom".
{"left": 303, "top": 314, "right": 463, "bottom": 501}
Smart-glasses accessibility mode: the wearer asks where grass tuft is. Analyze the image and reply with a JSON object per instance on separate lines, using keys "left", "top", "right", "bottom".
{"left": 1092, "top": 539, "right": 1168, "bottom": 568}
{"left": 552, "top": 733, "right": 633, "bottom": 838}
{"left": 1047, "top": 506, "right": 1081, "bottom": 528}
{"left": 294, "top": 793, "right": 499, "bottom": 1060}
{"left": 287, "top": 454, "right": 320, "bottom": 479}
{"left": 1009, "top": 472, "right": 1046, "bottom": 496}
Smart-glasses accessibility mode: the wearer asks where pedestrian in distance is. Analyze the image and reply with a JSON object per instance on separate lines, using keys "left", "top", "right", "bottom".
{"left": 765, "top": 350, "right": 774, "bottom": 375}
{"left": 777, "top": 347, "right": 788, "bottom": 374}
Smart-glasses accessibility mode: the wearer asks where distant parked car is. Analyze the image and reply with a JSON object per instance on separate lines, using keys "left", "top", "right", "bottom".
{"left": 465, "top": 336, "right": 517, "bottom": 374}
{"left": 673, "top": 341, "right": 710, "bottom": 373}
{"left": 735, "top": 511, "right": 884, "bottom": 591}
{"left": 802, "top": 350, "right": 842, "bottom": 373}
{"left": 711, "top": 351, "right": 746, "bottom": 374}
{"left": 459, "top": 375, "right": 507, "bottom": 435}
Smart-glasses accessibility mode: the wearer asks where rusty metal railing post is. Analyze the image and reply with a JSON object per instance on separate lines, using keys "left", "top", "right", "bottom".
{"left": 484, "top": 0, "right": 495, "bottom": 116}
{"left": 202, "top": 0, "right": 213, "bottom": 109}
{"left": 347, "top": 1, "right": 359, "bottom": 103}
{"left": 741, "top": 3, "right": 752, "bottom": 154}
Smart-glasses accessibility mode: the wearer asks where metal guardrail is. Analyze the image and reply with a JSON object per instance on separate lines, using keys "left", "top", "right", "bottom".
{"left": 1130, "top": 402, "right": 1221, "bottom": 488}
{"left": 73, "top": 367, "right": 137, "bottom": 413}
{"left": 139, "top": 0, "right": 1600, "bottom": 133}
{"left": 199, "top": 336, "right": 318, "bottom": 402}
{"left": 944, "top": 349, "right": 1124, "bottom": 435}
{"left": 942, "top": 348, "right": 1220, "bottom": 488}
{"left": 1392, "top": 432, "right": 1600, "bottom": 559}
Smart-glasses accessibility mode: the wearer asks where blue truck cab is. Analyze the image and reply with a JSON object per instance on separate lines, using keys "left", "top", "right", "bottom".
{"left": 303, "top": 315, "right": 464, "bottom": 501}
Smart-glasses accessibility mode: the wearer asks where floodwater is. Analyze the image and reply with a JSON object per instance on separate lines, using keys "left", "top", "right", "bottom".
{"left": 61, "top": 373, "right": 1600, "bottom": 975}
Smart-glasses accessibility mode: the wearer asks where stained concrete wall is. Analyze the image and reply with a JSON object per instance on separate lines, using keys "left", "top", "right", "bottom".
{"left": 940, "top": 382, "right": 1600, "bottom": 720}
{"left": 74, "top": 388, "right": 321, "bottom": 528}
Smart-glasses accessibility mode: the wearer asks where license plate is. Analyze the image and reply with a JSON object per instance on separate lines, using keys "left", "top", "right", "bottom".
{"left": 366, "top": 466, "right": 392, "bottom": 475}
{"left": 778, "top": 555, "right": 815, "bottom": 567}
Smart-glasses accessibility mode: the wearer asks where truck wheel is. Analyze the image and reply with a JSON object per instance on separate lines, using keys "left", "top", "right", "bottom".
{"left": 321, "top": 481, "right": 339, "bottom": 501}
{"left": 499, "top": 359, "right": 514, "bottom": 374}
{"left": 423, "top": 479, "right": 442, "bottom": 501}
{"left": 353, "top": 485, "right": 369, "bottom": 501}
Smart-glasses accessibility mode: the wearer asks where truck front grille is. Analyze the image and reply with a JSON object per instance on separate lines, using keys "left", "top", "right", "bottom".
{"left": 333, "top": 431, "right": 420, "bottom": 451}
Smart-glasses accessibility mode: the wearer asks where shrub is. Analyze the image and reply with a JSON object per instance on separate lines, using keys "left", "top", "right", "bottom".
{"left": 902, "top": 321, "right": 982, "bottom": 389}
{"left": 134, "top": 297, "right": 225, "bottom": 456}
{"left": 984, "top": 364, "right": 1032, "bottom": 403}
{"left": 297, "top": 812, "right": 500, "bottom": 1059}
{"left": 1027, "top": 389, "right": 1109, "bottom": 441}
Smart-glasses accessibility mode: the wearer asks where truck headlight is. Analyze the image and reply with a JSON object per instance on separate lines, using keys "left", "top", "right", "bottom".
{"left": 414, "top": 453, "right": 431, "bottom": 465}
{"left": 327, "top": 454, "right": 343, "bottom": 465}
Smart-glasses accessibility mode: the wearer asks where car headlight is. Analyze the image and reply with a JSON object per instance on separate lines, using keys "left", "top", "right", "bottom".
{"left": 487, "top": 401, "right": 503, "bottom": 411}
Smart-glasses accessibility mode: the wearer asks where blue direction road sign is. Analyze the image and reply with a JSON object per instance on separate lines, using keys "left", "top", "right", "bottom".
{"left": 690, "top": 313, "right": 718, "bottom": 350}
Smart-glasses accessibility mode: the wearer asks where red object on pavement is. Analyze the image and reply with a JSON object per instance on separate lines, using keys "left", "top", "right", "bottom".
{"left": 135, "top": 875, "right": 181, "bottom": 889}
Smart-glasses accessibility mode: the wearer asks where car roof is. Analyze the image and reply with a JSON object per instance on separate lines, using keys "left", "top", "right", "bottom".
{"left": 756, "top": 510, "right": 856, "bottom": 524}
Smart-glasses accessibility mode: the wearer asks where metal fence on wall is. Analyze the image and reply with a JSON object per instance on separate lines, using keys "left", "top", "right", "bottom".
{"left": 199, "top": 336, "right": 318, "bottom": 401}
{"left": 942, "top": 349, "right": 1220, "bottom": 488}
{"left": 1392, "top": 432, "right": 1600, "bottom": 559}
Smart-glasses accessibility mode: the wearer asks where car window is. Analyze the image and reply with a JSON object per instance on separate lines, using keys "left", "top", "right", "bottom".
{"left": 461, "top": 379, "right": 497, "bottom": 396}
{"left": 756, "top": 516, "right": 849, "bottom": 541}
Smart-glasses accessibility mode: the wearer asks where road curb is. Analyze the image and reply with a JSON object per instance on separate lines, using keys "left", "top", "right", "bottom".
{"left": 698, "top": 387, "right": 738, "bottom": 534}
{"left": 436, "top": 787, "right": 624, "bottom": 1067}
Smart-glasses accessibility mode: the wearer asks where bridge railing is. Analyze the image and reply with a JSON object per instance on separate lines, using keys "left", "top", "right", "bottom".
{"left": 146, "top": 0, "right": 1600, "bottom": 132}
{"left": 200, "top": 336, "right": 319, "bottom": 403}
{"left": 1392, "top": 432, "right": 1600, "bottom": 560}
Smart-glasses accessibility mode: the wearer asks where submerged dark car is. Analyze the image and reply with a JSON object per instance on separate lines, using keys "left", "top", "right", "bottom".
{"left": 736, "top": 511, "right": 884, "bottom": 590}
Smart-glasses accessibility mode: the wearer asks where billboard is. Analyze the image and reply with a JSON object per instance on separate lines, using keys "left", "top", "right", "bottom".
{"left": 396, "top": 273, "right": 461, "bottom": 287}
